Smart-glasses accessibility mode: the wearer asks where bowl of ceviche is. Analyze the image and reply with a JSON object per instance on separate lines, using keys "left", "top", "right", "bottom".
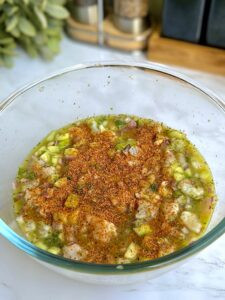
{"left": 0, "top": 61, "right": 225, "bottom": 285}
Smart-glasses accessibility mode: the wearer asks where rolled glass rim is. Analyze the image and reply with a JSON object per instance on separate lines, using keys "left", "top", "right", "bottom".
{"left": 0, "top": 61, "right": 224, "bottom": 274}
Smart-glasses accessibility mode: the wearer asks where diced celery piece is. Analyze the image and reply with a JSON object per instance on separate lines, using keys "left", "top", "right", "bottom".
{"left": 88, "top": 117, "right": 107, "bottom": 130}
{"left": 40, "top": 151, "right": 51, "bottom": 163}
{"left": 171, "top": 162, "right": 180, "bottom": 171}
{"left": 168, "top": 130, "right": 185, "bottom": 139}
{"left": 46, "top": 131, "right": 56, "bottom": 142}
{"left": 35, "top": 146, "right": 47, "bottom": 156}
{"left": 115, "top": 119, "right": 126, "bottom": 128}
{"left": 89, "top": 120, "right": 98, "bottom": 132}
{"left": 185, "top": 168, "right": 192, "bottom": 177}
{"left": 51, "top": 156, "right": 58, "bottom": 166}
{"left": 88, "top": 117, "right": 108, "bottom": 132}
{"left": 35, "top": 241, "right": 48, "bottom": 251}
{"left": 200, "top": 171, "right": 211, "bottom": 181}
{"left": 17, "top": 167, "right": 27, "bottom": 179}
{"left": 48, "top": 246, "right": 61, "bottom": 255}
{"left": 14, "top": 200, "right": 24, "bottom": 214}
{"left": 115, "top": 142, "right": 126, "bottom": 151}
{"left": 65, "top": 194, "right": 79, "bottom": 208}
{"left": 54, "top": 177, "right": 67, "bottom": 187}
{"left": 134, "top": 224, "right": 151, "bottom": 236}
{"left": 124, "top": 242, "right": 139, "bottom": 260}
{"left": 174, "top": 166, "right": 184, "bottom": 173}
{"left": 59, "top": 233, "right": 64, "bottom": 241}
{"left": 50, "top": 174, "right": 60, "bottom": 183}
{"left": 51, "top": 155, "right": 61, "bottom": 166}
{"left": 64, "top": 148, "right": 78, "bottom": 156}
{"left": 56, "top": 133, "right": 70, "bottom": 141}
{"left": 58, "top": 140, "right": 70, "bottom": 149}
{"left": 47, "top": 146, "right": 60, "bottom": 153}
{"left": 136, "top": 119, "right": 147, "bottom": 126}
{"left": 115, "top": 138, "right": 136, "bottom": 151}
{"left": 171, "top": 163, "right": 184, "bottom": 181}
{"left": 174, "top": 172, "right": 185, "bottom": 181}
{"left": 99, "top": 124, "right": 106, "bottom": 132}
{"left": 172, "top": 139, "right": 186, "bottom": 151}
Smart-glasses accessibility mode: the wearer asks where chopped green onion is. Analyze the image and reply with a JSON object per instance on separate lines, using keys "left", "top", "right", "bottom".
{"left": 40, "top": 152, "right": 51, "bottom": 163}
{"left": 115, "top": 119, "right": 126, "bottom": 128}
{"left": 150, "top": 183, "right": 157, "bottom": 192}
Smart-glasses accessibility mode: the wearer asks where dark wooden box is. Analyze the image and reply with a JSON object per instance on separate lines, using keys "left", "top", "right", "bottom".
{"left": 206, "top": 0, "right": 225, "bottom": 48}
{"left": 162, "top": 0, "right": 206, "bottom": 43}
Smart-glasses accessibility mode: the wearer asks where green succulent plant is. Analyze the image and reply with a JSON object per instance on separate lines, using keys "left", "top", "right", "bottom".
{"left": 0, "top": 0, "right": 69, "bottom": 67}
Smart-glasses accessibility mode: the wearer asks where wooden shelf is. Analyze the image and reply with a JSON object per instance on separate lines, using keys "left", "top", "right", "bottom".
{"left": 67, "top": 17, "right": 98, "bottom": 44}
{"left": 66, "top": 16, "right": 151, "bottom": 51}
{"left": 148, "top": 29, "right": 225, "bottom": 76}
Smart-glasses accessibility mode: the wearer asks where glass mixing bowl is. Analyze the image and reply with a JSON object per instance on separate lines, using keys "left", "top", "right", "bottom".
{"left": 0, "top": 62, "right": 225, "bottom": 285}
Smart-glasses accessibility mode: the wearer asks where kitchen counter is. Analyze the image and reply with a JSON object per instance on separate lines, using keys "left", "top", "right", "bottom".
{"left": 1, "top": 36, "right": 225, "bottom": 300}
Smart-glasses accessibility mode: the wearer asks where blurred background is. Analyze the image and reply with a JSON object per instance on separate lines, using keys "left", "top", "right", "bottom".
{"left": 1, "top": 1, "right": 224, "bottom": 90}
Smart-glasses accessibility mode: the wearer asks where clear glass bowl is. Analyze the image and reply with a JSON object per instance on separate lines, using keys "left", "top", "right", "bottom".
{"left": 0, "top": 62, "right": 225, "bottom": 285}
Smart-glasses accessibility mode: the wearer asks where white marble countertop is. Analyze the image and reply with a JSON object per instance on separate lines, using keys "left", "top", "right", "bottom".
{"left": 0, "top": 36, "right": 225, "bottom": 300}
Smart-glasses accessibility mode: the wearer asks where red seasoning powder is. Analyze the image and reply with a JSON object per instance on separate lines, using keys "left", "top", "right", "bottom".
{"left": 14, "top": 115, "right": 216, "bottom": 263}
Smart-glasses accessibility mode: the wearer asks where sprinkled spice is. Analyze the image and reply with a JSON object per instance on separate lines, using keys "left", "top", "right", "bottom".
{"left": 13, "top": 115, "right": 217, "bottom": 264}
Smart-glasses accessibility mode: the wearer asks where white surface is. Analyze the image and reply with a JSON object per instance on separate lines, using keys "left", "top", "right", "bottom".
{"left": 0, "top": 36, "right": 225, "bottom": 299}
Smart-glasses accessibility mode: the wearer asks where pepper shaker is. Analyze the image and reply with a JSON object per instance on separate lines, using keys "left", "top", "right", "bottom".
{"left": 113, "top": 0, "right": 149, "bottom": 34}
{"left": 71, "top": 0, "right": 98, "bottom": 25}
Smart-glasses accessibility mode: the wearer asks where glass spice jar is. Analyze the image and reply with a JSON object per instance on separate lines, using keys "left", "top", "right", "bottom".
{"left": 72, "top": 0, "right": 98, "bottom": 25}
{"left": 114, "top": 0, "right": 149, "bottom": 18}
{"left": 113, "top": 0, "right": 149, "bottom": 34}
